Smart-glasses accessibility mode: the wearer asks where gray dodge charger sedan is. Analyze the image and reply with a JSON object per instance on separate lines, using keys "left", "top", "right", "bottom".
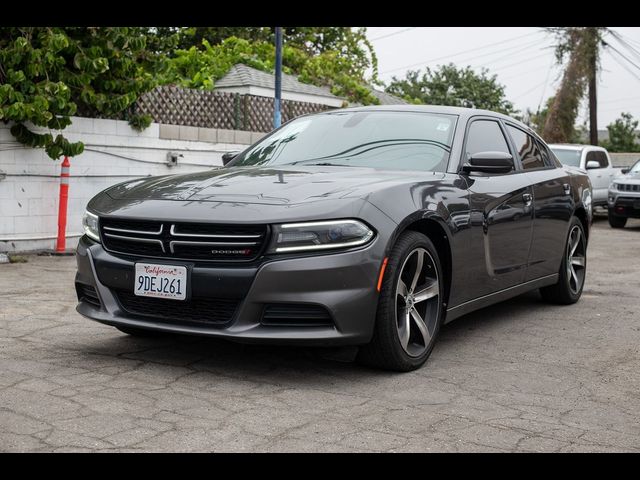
{"left": 76, "top": 106, "right": 592, "bottom": 371}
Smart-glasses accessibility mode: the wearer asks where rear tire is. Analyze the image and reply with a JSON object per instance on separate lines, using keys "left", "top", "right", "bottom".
{"left": 358, "top": 231, "right": 444, "bottom": 372}
{"left": 115, "top": 325, "right": 166, "bottom": 337}
{"left": 608, "top": 211, "right": 627, "bottom": 229}
{"left": 540, "top": 216, "right": 587, "bottom": 305}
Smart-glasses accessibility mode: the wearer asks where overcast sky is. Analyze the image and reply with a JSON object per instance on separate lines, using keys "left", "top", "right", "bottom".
{"left": 365, "top": 27, "right": 640, "bottom": 129}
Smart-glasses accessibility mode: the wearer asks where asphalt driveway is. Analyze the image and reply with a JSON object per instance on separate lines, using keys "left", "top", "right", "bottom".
{"left": 1, "top": 217, "right": 639, "bottom": 452}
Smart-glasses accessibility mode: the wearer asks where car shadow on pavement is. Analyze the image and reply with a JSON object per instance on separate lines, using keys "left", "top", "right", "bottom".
{"left": 76, "top": 289, "right": 548, "bottom": 380}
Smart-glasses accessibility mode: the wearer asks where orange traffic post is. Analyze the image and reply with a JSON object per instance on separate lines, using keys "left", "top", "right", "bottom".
{"left": 55, "top": 156, "right": 70, "bottom": 252}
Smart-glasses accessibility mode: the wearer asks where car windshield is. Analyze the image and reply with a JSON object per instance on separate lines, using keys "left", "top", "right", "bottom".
{"left": 231, "top": 111, "right": 457, "bottom": 172}
{"left": 550, "top": 148, "right": 582, "bottom": 167}
{"left": 630, "top": 159, "right": 640, "bottom": 173}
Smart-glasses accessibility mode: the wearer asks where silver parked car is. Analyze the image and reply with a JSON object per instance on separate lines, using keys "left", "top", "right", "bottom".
{"left": 608, "top": 159, "right": 640, "bottom": 228}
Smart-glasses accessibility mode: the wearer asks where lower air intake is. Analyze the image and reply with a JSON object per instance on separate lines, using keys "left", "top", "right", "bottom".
{"left": 261, "top": 304, "right": 334, "bottom": 327}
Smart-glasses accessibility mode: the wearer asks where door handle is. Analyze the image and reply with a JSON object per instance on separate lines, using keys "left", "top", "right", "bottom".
{"left": 563, "top": 183, "right": 571, "bottom": 195}
{"left": 522, "top": 193, "right": 532, "bottom": 206}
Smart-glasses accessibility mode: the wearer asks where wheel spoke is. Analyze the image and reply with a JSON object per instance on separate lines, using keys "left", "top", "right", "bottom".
{"left": 397, "top": 280, "right": 408, "bottom": 298}
{"left": 571, "top": 256, "right": 585, "bottom": 268}
{"left": 570, "top": 265, "right": 579, "bottom": 288}
{"left": 398, "top": 309, "right": 411, "bottom": 349}
{"left": 570, "top": 229, "right": 581, "bottom": 256}
{"left": 414, "top": 279, "right": 439, "bottom": 303}
{"left": 410, "top": 250, "right": 424, "bottom": 293}
{"left": 410, "top": 308, "right": 431, "bottom": 346}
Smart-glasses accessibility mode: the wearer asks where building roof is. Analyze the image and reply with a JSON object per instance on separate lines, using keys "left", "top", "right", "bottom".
{"left": 368, "top": 88, "right": 409, "bottom": 105}
{"left": 215, "top": 63, "right": 341, "bottom": 100}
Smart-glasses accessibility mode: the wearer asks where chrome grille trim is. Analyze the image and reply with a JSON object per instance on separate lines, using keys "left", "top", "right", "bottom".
{"left": 103, "top": 225, "right": 164, "bottom": 235}
{"left": 169, "top": 240, "right": 258, "bottom": 253}
{"left": 169, "top": 224, "right": 262, "bottom": 239}
{"left": 103, "top": 233, "right": 166, "bottom": 252}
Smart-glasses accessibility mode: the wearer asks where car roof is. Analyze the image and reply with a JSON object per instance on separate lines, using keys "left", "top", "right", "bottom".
{"left": 322, "top": 104, "right": 533, "bottom": 133}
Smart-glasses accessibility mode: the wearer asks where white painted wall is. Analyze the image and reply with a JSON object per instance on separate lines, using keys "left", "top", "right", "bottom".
{"left": 0, "top": 117, "right": 253, "bottom": 253}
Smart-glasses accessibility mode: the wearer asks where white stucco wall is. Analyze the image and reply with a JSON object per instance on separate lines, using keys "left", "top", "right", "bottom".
{"left": 0, "top": 117, "right": 264, "bottom": 253}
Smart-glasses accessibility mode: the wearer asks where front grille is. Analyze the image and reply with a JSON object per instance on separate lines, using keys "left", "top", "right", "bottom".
{"left": 261, "top": 304, "right": 334, "bottom": 327}
{"left": 116, "top": 291, "right": 239, "bottom": 326}
{"left": 619, "top": 183, "right": 640, "bottom": 192}
{"left": 76, "top": 283, "right": 101, "bottom": 309}
{"left": 100, "top": 218, "right": 268, "bottom": 262}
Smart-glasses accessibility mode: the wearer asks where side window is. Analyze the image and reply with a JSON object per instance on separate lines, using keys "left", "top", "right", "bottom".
{"left": 536, "top": 140, "right": 559, "bottom": 168}
{"left": 465, "top": 120, "right": 511, "bottom": 157}
{"left": 586, "top": 151, "right": 608, "bottom": 168}
{"left": 506, "top": 125, "right": 546, "bottom": 170}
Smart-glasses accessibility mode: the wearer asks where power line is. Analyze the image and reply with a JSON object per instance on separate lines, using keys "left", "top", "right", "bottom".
{"left": 607, "top": 31, "right": 640, "bottom": 61}
{"left": 432, "top": 37, "right": 545, "bottom": 70}
{"left": 608, "top": 29, "right": 640, "bottom": 54}
{"left": 481, "top": 51, "right": 552, "bottom": 73}
{"left": 472, "top": 42, "right": 553, "bottom": 71}
{"left": 369, "top": 27, "right": 416, "bottom": 42}
{"left": 511, "top": 79, "right": 549, "bottom": 102}
{"left": 604, "top": 41, "right": 640, "bottom": 73}
{"left": 379, "top": 30, "right": 542, "bottom": 75}
{"left": 605, "top": 47, "right": 640, "bottom": 83}
{"left": 500, "top": 61, "right": 558, "bottom": 81}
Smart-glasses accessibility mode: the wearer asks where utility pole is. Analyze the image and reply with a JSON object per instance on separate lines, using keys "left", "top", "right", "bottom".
{"left": 273, "top": 26, "right": 283, "bottom": 129}
{"left": 588, "top": 27, "right": 598, "bottom": 146}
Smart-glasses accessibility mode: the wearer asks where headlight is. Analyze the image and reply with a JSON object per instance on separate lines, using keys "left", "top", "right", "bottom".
{"left": 612, "top": 183, "right": 619, "bottom": 190}
{"left": 267, "top": 219, "right": 374, "bottom": 253}
{"left": 82, "top": 210, "right": 100, "bottom": 242}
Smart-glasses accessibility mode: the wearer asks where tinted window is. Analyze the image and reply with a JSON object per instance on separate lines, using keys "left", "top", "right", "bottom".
{"left": 465, "top": 120, "right": 511, "bottom": 157}
{"left": 586, "top": 151, "right": 608, "bottom": 168}
{"left": 537, "top": 140, "right": 559, "bottom": 168}
{"left": 232, "top": 111, "right": 456, "bottom": 172}
{"left": 506, "top": 125, "right": 546, "bottom": 170}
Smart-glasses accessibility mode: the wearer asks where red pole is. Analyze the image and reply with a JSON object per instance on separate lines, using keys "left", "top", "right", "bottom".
{"left": 55, "top": 156, "right": 70, "bottom": 252}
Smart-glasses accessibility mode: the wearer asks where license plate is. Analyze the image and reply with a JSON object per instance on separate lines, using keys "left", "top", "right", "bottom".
{"left": 134, "top": 263, "right": 187, "bottom": 300}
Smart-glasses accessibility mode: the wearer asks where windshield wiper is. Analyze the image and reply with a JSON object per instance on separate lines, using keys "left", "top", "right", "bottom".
{"left": 303, "top": 162, "right": 353, "bottom": 167}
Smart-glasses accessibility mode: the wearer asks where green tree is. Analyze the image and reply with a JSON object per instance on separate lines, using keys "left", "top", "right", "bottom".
{"left": 385, "top": 63, "right": 516, "bottom": 115}
{"left": 601, "top": 112, "right": 640, "bottom": 152}
{"left": 0, "top": 27, "right": 168, "bottom": 159}
{"left": 164, "top": 28, "right": 379, "bottom": 105}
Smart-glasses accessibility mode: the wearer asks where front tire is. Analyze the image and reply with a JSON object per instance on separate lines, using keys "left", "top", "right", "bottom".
{"left": 540, "top": 216, "right": 587, "bottom": 305}
{"left": 358, "top": 231, "right": 444, "bottom": 372}
{"left": 608, "top": 211, "right": 627, "bottom": 228}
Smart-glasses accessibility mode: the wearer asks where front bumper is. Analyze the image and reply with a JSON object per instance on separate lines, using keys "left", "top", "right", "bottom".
{"left": 607, "top": 188, "right": 640, "bottom": 218}
{"left": 75, "top": 235, "right": 385, "bottom": 346}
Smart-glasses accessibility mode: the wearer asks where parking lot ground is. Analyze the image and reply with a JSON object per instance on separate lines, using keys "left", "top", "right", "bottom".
{"left": 1, "top": 217, "right": 639, "bottom": 452}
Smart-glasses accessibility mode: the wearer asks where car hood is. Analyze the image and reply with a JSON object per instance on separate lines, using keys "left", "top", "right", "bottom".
{"left": 614, "top": 172, "right": 640, "bottom": 185}
{"left": 105, "top": 165, "right": 444, "bottom": 205}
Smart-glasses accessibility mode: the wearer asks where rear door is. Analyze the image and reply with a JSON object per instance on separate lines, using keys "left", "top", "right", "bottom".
{"left": 463, "top": 118, "right": 535, "bottom": 298}
{"left": 504, "top": 124, "right": 573, "bottom": 281}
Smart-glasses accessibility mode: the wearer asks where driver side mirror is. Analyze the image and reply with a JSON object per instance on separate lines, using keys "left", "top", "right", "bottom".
{"left": 621, "top": 168, "right": 630, "bottom": 174}
{"left": 222, "top": 151, "right": 239, "bottom": 166}
{"left": 462, "top": 151, "right": 514, "bottom": 174}
{"left": 586, "top": 160, "right": 600, "bottom": 170}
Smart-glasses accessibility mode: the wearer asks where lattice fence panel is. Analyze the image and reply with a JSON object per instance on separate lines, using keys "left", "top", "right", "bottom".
{"left": 78, "top": 86, "right": 336, "bottom": 132}
{"left": 134, "top": 86, "right": 240, "bottom": 129}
